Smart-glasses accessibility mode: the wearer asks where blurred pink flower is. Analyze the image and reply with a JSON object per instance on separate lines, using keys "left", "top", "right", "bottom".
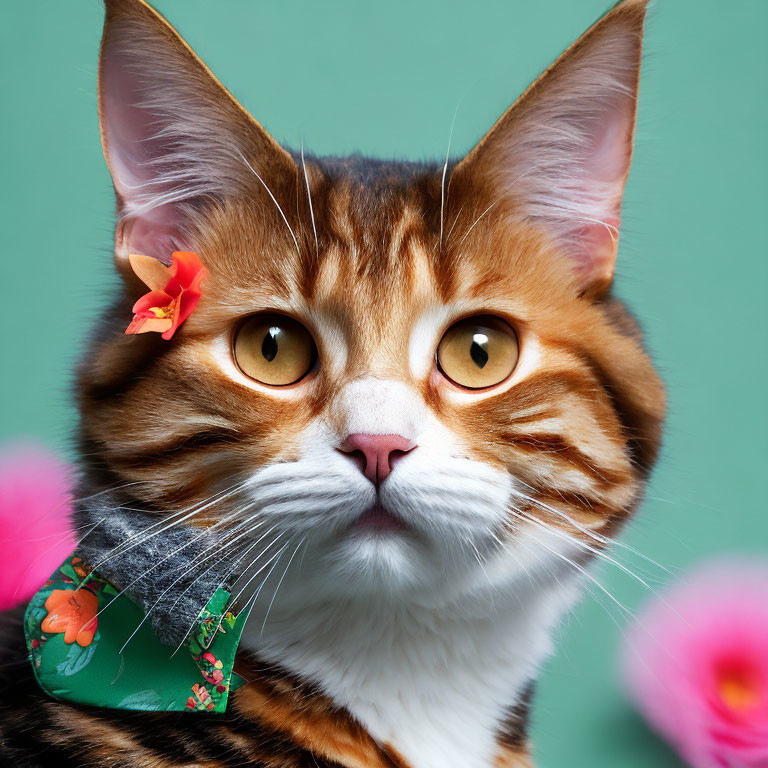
{"left": 622, "top": 560, "right": 768, "bottom": 768}
{"left": 0, "top": 442, "right": 75, "bottom": 610}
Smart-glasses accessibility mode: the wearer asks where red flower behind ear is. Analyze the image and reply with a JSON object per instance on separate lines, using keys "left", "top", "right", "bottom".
{"left": 125, "top": 251, "right": 206, "bottom": 340}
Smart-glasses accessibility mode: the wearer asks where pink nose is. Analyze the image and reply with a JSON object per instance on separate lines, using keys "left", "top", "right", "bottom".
{"left": 339, "top": 434, "right": 416, "bottom": 485}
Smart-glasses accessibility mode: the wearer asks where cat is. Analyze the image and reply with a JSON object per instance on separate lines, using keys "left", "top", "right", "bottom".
{"left": 0, "top": 0, "right": 665, "bottom": 766}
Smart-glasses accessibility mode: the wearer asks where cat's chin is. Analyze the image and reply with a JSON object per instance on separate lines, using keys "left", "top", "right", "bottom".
{"left": 315, "top": 524, "right": 431, "bottom": 595}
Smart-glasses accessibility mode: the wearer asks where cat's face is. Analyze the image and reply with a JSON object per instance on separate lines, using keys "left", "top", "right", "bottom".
{"left": 80, "top": 0, "right": 664, "bottom": 602}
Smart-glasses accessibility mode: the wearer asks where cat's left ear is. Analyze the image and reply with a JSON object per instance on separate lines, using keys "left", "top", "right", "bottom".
{"left": 98, "top": 0, "right": 295, "bottom": 273}
{"left": 453, "top": 0, "right": 648, "bottom": 295}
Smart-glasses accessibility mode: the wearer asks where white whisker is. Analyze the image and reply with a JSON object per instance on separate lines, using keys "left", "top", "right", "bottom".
{"left": 83, "top": 481, "right": 248, "bottom": 578}
{"left": 507, "top": 508, "right": 631, "bottom": 615}
{"left": 223, "top": 531, "right": 290, "bottom": 613}
{"left": 301, "top": 143, "right": 319, "bottom": 257}
{"left": 237, "top": 538, "right": 293, "bottom": 629}
{"left": 260, "top": 536, "right": 306, "bottom": 635}
{"left": 511, "top": 505, "right": 659, "bottom": 598}
{"left": 445, "top": 202, "right": 465, "bottom": 242}
{"left": 234, "top": 146, "right": 301, "bottom": 257}
{"left": 10, "top": 517, "right": 105, "bottom": 603}
{"left": 458, "top": 201, "right": 497, "bottom": 246}
{"left": 439, "top": 113, "right": 457, "bottom": 251}
{"left": 512, "top": 487, "right": 672, "bottom": 577}
{"left": 95, "top": 507, "right": 256, "bottom": 623}
{"left": 168, "top": 525, "right": 287, "bottom": 658}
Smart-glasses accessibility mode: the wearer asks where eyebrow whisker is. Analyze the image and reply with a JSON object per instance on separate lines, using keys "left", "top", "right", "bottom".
{"left": 301, "top": 143, "right": 319, "bottom": 258}
{"left": 234, "top": 146, "right": 301, "bottom": 258}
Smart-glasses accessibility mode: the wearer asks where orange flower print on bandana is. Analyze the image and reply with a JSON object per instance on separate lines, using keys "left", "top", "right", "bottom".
{"left": 41, "top": 588, "right": 99, "bottom": 647}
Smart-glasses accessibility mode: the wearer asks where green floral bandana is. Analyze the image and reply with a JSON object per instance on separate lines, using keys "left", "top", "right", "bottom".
{"left": 24, "top": 555, "right": 247, "bottom": 713}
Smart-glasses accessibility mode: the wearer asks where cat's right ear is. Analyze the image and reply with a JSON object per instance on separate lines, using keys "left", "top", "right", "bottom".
{"left": 451, "top": 0, "right": 648, "bottom": 296}
{"left": 98, "top": 0, "right": 295, "bottom": 275}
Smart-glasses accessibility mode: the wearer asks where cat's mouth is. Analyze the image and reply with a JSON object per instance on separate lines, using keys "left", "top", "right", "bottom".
{"left": 352, "top": 501, "right": 406, "bottom": 532}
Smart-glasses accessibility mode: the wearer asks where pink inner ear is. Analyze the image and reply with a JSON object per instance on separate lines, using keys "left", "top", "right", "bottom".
{"left": 516, "top": 83, "right": 636, "bottom": 288}
{"left": 103, "top": 52, "right": 160, "bottom": 193}
{"left": 102, "top": 38, "right": 183, "bottom": 197}
{"left": 571, "top": 217, "right": 621, "bottom": 287}
{"left": 103, "top": 46, "right": 189, "bottom": 262}
{"left": 572, "top": 101, "right": 633, "bottom": 285}
{"left": 584, "top": 104, "right": 634, "bottom": 188}
{"left": 116, "top": 205, "right": 187, "bottom": 264}
{"left": 102, "top": 33, "right": 199, "bottom": 263}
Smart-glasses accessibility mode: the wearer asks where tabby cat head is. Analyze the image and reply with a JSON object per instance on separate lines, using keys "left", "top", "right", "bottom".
{"left": 79, "top": 0, "right": 664, "bottom": 602}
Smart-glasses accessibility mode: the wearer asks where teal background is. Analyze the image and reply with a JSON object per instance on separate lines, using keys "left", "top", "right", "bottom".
{"left": 2, "top": 1, "right": 766, "bottom": 765}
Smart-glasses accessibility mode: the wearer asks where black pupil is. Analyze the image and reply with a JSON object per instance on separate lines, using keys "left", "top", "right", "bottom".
{"left": 262, "top": 327, "right": 280, "bottom": 362}
{"left": 469, "top": 332, "right": 489, "bottom": 369}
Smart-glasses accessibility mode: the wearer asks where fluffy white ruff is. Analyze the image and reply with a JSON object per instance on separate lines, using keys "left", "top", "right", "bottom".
{"left": 241, "top": 531, "right": 582, "bottom": 768}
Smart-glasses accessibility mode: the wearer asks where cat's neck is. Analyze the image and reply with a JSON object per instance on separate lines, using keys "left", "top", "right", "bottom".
{"left": 241, "top": 575, "right": 579, "bottom": 768}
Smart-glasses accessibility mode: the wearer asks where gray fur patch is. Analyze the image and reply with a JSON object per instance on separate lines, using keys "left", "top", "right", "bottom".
{"left": 75, "top": 496, "right": 230, "bottom": 647}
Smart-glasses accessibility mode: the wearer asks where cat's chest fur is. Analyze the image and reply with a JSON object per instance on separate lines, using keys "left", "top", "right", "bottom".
{"left": 243, "top": 577, "right": 580, "bottom": 768}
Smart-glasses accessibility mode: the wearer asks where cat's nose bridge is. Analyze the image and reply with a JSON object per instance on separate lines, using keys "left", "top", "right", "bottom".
{"left": 328, "top": 377, "right": 425, "bottom": 443}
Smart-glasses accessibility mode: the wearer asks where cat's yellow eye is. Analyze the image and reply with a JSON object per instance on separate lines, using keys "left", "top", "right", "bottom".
{"left": 436, "top": 316, "right": 519, "bottom": 390}
{"left": 233, "top": 315, "right": 316, "bottom": 386}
